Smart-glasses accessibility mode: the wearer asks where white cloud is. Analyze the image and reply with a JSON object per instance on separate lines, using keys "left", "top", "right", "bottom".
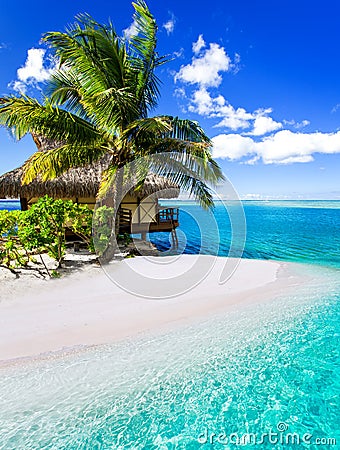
{"left": 213, "top": 104, "right": 254, "bottom": 130}
{"left": 212, "top": 130, "right": 340, "bottom": 164}
{"left": 188, "top": 87, "right": 214, "bottom": 114}
{"left": 10, "top": 81, "right": 27, "bottom": 93}
{"left": 250, "top": 115, "right": 282, "bottom": 136}
{"left": 229, "top": 53, "right": 241, "bottom": 74}
{"left": 331, "top": 103, "right": 340, "bottom": 113}
{"left": 188, "top": 87, "right": 281, "bottom": 134}
{"left": 163, "top": 19, "right": 175, "bottom": 35}
{"left": 9, "top": 48, "right": 56, "bottom": 93}
{"left": 123, "top": 20, "right": 138, "bottom": 39}
{"left": 188, "top": 87, "right": 253, "bottom": 129}
{"left": 294, "top": 119, "right": 310, "bottom": 129}
{"left": 241, "top": 192, "right": 340, "bottom": 200}
{"left": 258, "top": 130, "right": 338, "bottom": 164}
{"left": 17, "top": 49, "right": 53, "bottom": 83}
{"left": 234, "top": 53, "right": 241, "bottom": 64}
{"left": 283, "top": 119, "right": 310, "bottom": 129}
{"left": 173, "top": 48, "right": 184, "bottom": 58}
{"left": 192, "top": 35, "right": 205, "bottom": 54}
{"left": 174, "top": 39, "right": 269, "bottom": 132}
{"left": 174, "top": 87, "right": 186, "bottom": 98}
{"left": 212, "top": 133, "right": 256, "bottom": 160}
{"left": 174, "top": 36, "right": 322, "bottom": 163}
{"left": 242, "top": 193, "right": 270, "bottom": 200}
{"left": 175, "top": 43, "right": 231, "bottom": 88}
{"left": 244, "top": 156, "right": 261, "bottom": 165}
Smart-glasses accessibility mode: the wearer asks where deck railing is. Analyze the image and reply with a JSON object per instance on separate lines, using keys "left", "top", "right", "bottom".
{"left": 119, "top": 206, "right": 179, "bottom": 230}
{"left": 119, "top": 208, "right": 132, "bottom": 229}
{"left": 157, "top": 207, "right": 179, "bottom": 224}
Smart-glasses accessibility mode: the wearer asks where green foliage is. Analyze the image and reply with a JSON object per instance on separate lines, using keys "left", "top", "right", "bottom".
{"left": 19, "top": 196, "right": 67, "bottom": 263}
{"left": 0, "top": 196, "right": 94, "bottom": 271}
{"left": 66, "top": 201, "right": 94, "bottom": 251}
{"left": 118, "top": 232, "right": 132, "bottom": 245}
{"left": 51, "top": 270, "right": 61, "bottom": 278}
{"left": 0, "top": 209, "right": 20, "bottom": 237}
{"left": 0, "top": 210, "right": 30, "bottom": 269}
{"left": 92, "top": 205, "right": 115, "bottom": 256}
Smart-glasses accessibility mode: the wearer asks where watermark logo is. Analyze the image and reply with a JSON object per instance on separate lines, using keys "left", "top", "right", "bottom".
{"left": 197, "top": 423, "right": 337, "bottom": 446}
{"left": 92, "top": 153, "right": 246, "bottom": 299}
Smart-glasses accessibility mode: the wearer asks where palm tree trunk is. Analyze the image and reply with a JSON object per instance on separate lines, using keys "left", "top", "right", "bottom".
{"left": 100, "top": 168, "right": 124, "bottom": 263}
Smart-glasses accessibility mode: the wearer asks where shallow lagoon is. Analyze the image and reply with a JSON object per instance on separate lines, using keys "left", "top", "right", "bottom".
{"left": 0, "top": 201, "right": 339, "bottom": 449}
{"left": 0, "top": 263, "right": 339, "bottom": 449}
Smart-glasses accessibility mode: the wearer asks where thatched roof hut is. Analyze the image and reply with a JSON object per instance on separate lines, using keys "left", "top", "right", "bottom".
{"left": 0, "top": 160, "right": 180, "bottom": 200}
{"left": 0, "top": 135, "right": 180, "bottom": 201}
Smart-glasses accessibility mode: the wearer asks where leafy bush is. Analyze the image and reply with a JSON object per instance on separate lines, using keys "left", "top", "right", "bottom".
{"left": 0, "top": 196, "right": 94, "bottom": 270}
{"left": 118, "top": 232, "right": 132, "bottom": 245}
{"left": 92, "top": 205, "right": 115, "bottom": 256}
{"left": 19, "top": 196, "right": 93, "bottom": 264}
{"left": 0, "top": 210, "right": 30, "bottom": 269}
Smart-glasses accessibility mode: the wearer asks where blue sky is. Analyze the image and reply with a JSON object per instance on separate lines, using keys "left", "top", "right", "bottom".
{"left": 0, "top": 0, "right": 340, "bottom": 199}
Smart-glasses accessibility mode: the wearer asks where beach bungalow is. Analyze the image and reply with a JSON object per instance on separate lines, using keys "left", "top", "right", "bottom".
{"left": 0, "top": 135, "right": 180, "bottom": 240}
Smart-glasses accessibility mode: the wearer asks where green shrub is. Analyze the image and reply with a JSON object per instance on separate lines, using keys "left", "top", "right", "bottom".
{"left": 0, "top": 196, "right": 94, "bottom": 270}
{"left": 0, "top": 210, "right": 30, "bottom": 269}
{"left": 92, "top": 205, "right": 115, "bottom": 256}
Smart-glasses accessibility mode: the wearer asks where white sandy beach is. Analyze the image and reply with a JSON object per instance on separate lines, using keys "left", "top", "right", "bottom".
{"left": 0, "top": 255, "right": 304, "bottom": 363}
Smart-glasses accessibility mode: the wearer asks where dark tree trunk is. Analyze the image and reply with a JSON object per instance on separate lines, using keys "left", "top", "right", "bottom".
{"left": 100, "top": 168, "right": 124, "bottom": 263}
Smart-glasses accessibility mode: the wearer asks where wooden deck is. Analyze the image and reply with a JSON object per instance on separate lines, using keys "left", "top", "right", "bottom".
{"left": 119, "top": 207, "right": 179, "bottom": 234}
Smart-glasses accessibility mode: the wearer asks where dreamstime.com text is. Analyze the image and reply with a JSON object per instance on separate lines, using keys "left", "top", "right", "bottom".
{"left": 197, "top": 423, "right": 337, "bottom": 446}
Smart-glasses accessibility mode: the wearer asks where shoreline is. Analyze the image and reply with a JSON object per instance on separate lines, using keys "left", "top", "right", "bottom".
{"left": 0, "top": 255, "right": 308, "bottom": 365}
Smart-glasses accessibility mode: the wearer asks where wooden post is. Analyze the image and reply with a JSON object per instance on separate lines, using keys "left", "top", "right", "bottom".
{"left": 20, "top": 197, "right": 28, "bottom": 211}
{"left": 137, "top": 197, "right": 141, "bottom": 223}
{"left": 171, "top": 229, "right": 178, "bottom": 249}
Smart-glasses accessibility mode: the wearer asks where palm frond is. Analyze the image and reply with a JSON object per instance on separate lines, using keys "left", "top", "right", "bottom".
{"left": 0, "top": 96, "right": 101, "bottom": 143}
{"left": 22, "top": 142, "right": 107, "bottom": 184}
{"left": 132, "top": 153, "right": 215, "bottom": 208}
{"left": 44, "top": 23, "right": 127, "bottom": 98}
{"left": 44, "top": 16, "right": 141, "bottom": 129}
{"left": 165, "top": 116, "right": 211, "bottom": 143}
{"left": 47, "top": 67, "right": 84, "bottom": 112}
{"left": 97, "top": 164, "right": 118, "bottom": 200}
{"left": 129, "top": 1, "right": 165, "bottom": 115}
{"left": 88, "top": 87, "right": 138, "bottom": 133}
{"left": 135, "top": 138, "right": 224, "bottom": 186}
{"left": 119, "top": 116, "right": 172, "bottom": 146}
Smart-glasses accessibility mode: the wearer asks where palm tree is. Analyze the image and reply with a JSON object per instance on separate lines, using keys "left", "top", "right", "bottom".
{"left": 0, "top": 1, "right": 224, "bottom": 258}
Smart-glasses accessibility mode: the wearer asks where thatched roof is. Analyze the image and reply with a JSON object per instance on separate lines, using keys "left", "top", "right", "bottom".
{"left": 0, "top": 135, "right": 180, "bottom": 200}
{"left": 0, "top": 163, "right": 180, "bottom": 200}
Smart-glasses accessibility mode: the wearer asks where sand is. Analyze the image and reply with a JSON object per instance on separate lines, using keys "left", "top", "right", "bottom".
{"left": 0, "top": 255, "right": 305, "bottom": 362}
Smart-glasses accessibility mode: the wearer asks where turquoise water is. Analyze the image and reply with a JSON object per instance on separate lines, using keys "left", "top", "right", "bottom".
{"left": 154, "top": 200, "right": 340, "bottom": 269}
{"left": 0, "top": 200, "right": 20, "bottom": 211}
{"left": 0, "top": 266, "right": 339, "bottom": 449}
{"left": 0, "top": 200, "right": 339, "bottom": 448}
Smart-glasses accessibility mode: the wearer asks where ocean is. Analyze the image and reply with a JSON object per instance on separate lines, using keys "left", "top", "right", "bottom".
{"left": 0, "top": 200, "right": 21, "bottom": 211}
{"left": 0, "top": 200, "right": 339, "bottom": 448}
{"left": 3, "top": 199, "right": 340, "bottom": 269}
{"left": 153, "top": 200, "right": 340, "bottom": 270}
